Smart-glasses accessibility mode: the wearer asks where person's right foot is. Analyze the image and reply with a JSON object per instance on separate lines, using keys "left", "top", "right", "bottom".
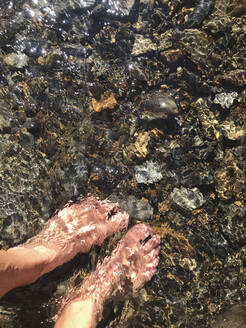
{"left": 57, "top": 224, "right": 160, "bottom": 324}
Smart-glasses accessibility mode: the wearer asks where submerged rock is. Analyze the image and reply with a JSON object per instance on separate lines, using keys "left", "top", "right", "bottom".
{"left": 170, "top": 186, "right": 206, "bottom": 210}
{"left": 214, "top": 92, "right": 238, "bottom": 109}
{"left": 101, "top": 0, "right": 136, "bottom": 17}
{"left": 132, "top": 35, "right": 157, "bottom": 56}
{"left": 139, "top": 92, "right": 178, "bottom": 120}
{"left": 110, "top": 195, "right": 154, "bottom": 220}
{"left": 135, "top": 161, "right": 163, "bottom": 184}
{"left": 4, "top": 52, "right": 29, "bottom": 68}
{"left": 186, "top": 0, "right": 215, "bottom": 27}
{"left": 212, "top": 304, "right": 246, "bottom": 328}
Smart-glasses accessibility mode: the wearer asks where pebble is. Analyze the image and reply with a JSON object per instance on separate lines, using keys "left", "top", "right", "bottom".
{"left": 4, "top": 52, "right": 29, "bottom": 68}
{"left": 0, "top": 105, "right": 12, "bottom": 133}
{"left": 132, "top": 35, "right": 157, "bottom": 56}
{"left": 102, "top": 0, "right": 135, "bottom": 17}
{"left": 219, "top": 121, "right": 244, "bottom": 140}
{"left": 118, "top": 195, "right": 154, "bottom": 220}
{"left": 135, "top": 161, "right": 163, "bottom": 184}
{"left": 212, "top": 304, "right": 246, "bottom": 328}
{"left": 139, "top": 92, "right": 178, "bottom": 120}
{"left": 170, "top": 186, "right": 206, "bottom": 210}
{"left": 59, "top": 156, "right": 88, "bottom": 198}
{"left": 91, "top": 91, "right": 117, "bottom": 112}
{"left": 180, "top": 169, "right": 214, "bottom": 188}
{"left": 214, "top": 92, "right": 238, "bottom": 109}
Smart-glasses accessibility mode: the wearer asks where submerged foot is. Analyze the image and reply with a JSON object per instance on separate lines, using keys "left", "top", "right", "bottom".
{"left": 15, "top": 196, "right": 129, "bottom": 273}
{"left": 56, "top": 224, "right": 160, "bottom": 326}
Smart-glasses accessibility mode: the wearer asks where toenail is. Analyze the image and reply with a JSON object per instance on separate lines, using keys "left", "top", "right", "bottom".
{"left": 106, "top": 207, "right": 118, "bottom": 221}
{"left": 140, "top": 234, "right": 153, "bottom": 245}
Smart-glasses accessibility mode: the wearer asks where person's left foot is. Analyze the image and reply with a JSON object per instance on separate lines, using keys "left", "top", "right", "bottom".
{"left": 14, "top": 196, "right": 129, "bottom": 274}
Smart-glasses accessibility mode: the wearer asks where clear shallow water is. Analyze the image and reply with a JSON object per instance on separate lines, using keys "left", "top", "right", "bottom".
{"left": 1, "top": 0, "right": 246, "bottom": 327}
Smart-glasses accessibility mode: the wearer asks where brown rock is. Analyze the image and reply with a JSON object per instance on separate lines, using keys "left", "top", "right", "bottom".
{"left": 91, "top": 91, "right": 117, "bottom": 112}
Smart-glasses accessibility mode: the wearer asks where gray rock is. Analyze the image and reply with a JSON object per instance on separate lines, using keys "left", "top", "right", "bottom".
{"left": 211, "top": 304, "right": 246, "bottom": 328}
{"left": 4, "top": 51, "right": 29, "bottom": 68}
{"left": 119, "top": 195, "right": 154, "bottom": 220}
{"left": 170, "top": 186, "right": 206, "bottom": 210}
{"left": 135, "top": 161, "right": 163, "bottom": 184}
{"left": 214, "top": 92, "right": 238, "bottom": 109}
{"left": 103, "top": 0, "right": 136, "bottom": 17}
{"left": 180, "top": 170, "right": 214, "bottom": 188}
{"left": 59, "top": 156, "right": 88, "bottom": 199}
{"left": 0, "top": 103, "right": 12, "bottom": 133}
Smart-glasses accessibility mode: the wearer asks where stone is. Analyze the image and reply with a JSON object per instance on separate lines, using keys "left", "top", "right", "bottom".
{"left": 214, "top": 92, "right": 238, "bottom": 109}
{"left": 4, "top": 52, "right": 29, "bottom": 68}
{"left": 219, "top": 120, "right": 244, "bottom": 140}
{"left": 132, "top": 35, "right": 157, "bottom": 56}
{"left": 139, "top": 92, "right": 178, "bottom": 120}
{"left": 135, "top": 161, "right": 163, "bottom": 184}
{"left": 0, "top": 104, "right": 12, "bottom": 133}
{"left": 91, "top": 91, "right": 117, "bottom": 112}
{"left": 133, "top": 132, "right": 150, "bottom": 158}
{"left": 118, "top": 195, "right": 154, "bottom": 220}
{"left": 170, "top": 186, "right": 206, "bottom": 210}
{"left": 102, "top": 0, "right": 135, "bottom": 17}
{"left": 212, "top": 304, "right": 246, "bottom": 328}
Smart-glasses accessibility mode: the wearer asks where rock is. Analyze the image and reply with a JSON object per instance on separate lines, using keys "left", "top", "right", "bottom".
{"left": 212, "top": 304, "right": 246, "bottom": 328}
{"left": 135, "top": 161, "right": 163, "bottom": 184}
{"left": 214, "top": 149, "right": 245, "bottom": 200}
{"left": 0, "top": 103, "right": 12, "bottom": 133}
{"left": 173, "top": 29, "right": 212, "bottom": 65}
{"left": 158, "top": 30, "right": 174, "bottom": 51}
{"left": 59, "top": 155, "right": 89, "bottom": 199}
{"left": 123, "top": 131, "right": 151, "bottom": 161}
{"left": 0, "top": 138, "right": 54, "bottom": 248}
{"left": 227, "top": 0, "right": 246, "bottom": 17}
{"left": 118, "top": 195, "right": 154, "bottom": 220}
{"left": 219, "top": 120, "right": 244, "bottom": 140}
{"left": 4, "top": 51, "right": 29, "bottom": 68}
{"left": 132, "top": 35, "right": 157, "bottom": 56}
{"left": 204, "top": 14, "right": 231, "bottom": 34}
{"left": 91, "top": 90, "right": 117, "bottom": 112}
{"left": 139, "top": 92, "right": 178, "bottom": 120}
{"left": 170, "top": 186, "right": 206, "bottom": 210}
{"left": 102, "top": 0, "right": 136, "bottom": 17}
{"left": 214, "top": 92, "right": 238, "bottom": 109}
{"left": 217, "top": 69, "right": 246, "bottom": 86}
{"left": 186, "top": 0, "right": 215, "bottom": 27}
{"left": 180, "top": 169, "right": 214, "bottom": 188}
{"left": 88, "top": 157, "right": 125, "bottom": 193}
{"left": 219, "top": 203, "right": 246, "bottom": 249}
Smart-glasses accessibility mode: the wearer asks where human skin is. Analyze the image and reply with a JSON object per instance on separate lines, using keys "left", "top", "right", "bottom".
{"left": 0, "top": 196, "right": 129, "bottom": 299}
{"left": 55, "top": 224, "right": 160, "bottom": 328}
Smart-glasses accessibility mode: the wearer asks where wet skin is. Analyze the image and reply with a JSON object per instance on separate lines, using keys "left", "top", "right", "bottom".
{"left": 55, "top": 224, "right": 160, "bottom": 328}
{"left": 0, "top": 197, "right": 160, "bottom": 328}
{"left": 0, "top": 196, "right": 129, "bottom": 298}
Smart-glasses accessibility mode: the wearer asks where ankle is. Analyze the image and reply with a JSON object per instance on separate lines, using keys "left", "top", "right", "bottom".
{"left": 55, "top": 297, "right": 99, "bottom": 328}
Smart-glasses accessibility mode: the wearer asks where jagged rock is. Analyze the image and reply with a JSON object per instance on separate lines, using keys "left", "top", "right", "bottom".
{"left": 135, "top": 161, "right": 163, "bottom": 184}
{"left": 170, "top": 186, "right": 206, "bottom": 210}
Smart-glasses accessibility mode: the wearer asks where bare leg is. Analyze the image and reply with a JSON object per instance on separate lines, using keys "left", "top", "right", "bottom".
{"left": 55, "top": 224, "right": 160, "bottom": 328}
{"left": 0, "top": 196, "right": 129, "bottom": 298}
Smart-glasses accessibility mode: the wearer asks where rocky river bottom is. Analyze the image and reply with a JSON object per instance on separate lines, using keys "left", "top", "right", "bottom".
{"left": 0, "top": 0, "right": 246, "bottom": 327}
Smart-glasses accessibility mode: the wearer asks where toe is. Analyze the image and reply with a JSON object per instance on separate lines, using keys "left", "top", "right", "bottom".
{"left": 142, "top": 234, "right": 160, "bottom": 253}
{"left": 126, "top": 224, "right": 154, "bottom": 242}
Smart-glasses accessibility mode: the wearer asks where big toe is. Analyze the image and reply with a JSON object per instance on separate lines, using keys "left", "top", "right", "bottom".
{"left": 124, "top": 224, "right": 157, "bottom": 247}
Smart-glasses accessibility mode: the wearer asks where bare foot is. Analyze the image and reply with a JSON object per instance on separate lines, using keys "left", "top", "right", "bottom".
{"left": 14, "top": 196, "right": 129, "bottom": 274}
{"left": 55, "top": 224, "right": 160, "bottom": 326}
